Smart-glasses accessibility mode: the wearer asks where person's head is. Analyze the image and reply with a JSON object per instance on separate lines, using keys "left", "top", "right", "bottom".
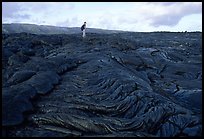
{"left": 84, "top": 22, "right": 86, "bottom": 25}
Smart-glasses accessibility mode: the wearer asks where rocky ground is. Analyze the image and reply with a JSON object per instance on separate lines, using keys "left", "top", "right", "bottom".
{"left": 2, "top": 32, "right": 202, "bottom": 137}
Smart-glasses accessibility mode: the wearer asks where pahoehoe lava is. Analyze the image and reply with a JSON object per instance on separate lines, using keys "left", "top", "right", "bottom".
{"left": 2, "top": 32, "right": 202, "bottom": 137}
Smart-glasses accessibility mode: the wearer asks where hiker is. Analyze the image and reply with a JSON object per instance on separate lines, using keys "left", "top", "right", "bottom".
{"left": 81, "top": 22, "right": 86, "bottom": 38}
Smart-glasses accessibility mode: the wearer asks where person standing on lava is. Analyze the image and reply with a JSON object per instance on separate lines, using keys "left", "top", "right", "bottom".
{"left": 81, "top": 22, "right": 86, "bottom": 38}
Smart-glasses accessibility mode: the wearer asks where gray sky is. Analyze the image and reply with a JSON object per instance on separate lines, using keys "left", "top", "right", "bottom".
{"left": 2, "top": 2, "right": 202, "bottom": 32}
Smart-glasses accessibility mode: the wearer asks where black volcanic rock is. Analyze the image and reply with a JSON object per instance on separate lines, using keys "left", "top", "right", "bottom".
{"left": 2, "top": 32, "right": 202, "bottom": 137}
{"left": 20, "top": 48, "right": 35, "bottom": 56}
{"left": 7, "top": 70, "right": 36, "bottom": 85}
{"left": 8, "top": 54, "right": 29, "bottom": 66}
{"left": 25, "top": 71, "right": 60, "bottom": 95}
{"left": 2, "top": 84, "right": 37, "bottom": 126}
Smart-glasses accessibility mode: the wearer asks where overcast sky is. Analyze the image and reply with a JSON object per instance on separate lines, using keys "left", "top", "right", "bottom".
{"left": 2, "top": 2, "right": 202, "bottom": 32}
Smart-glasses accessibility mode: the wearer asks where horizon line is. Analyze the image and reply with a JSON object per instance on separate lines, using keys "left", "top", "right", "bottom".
{"left": 2, "top": 22, "right": 202, "bottom": 33}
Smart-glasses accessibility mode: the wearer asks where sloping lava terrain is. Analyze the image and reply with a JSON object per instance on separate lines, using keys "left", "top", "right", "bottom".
{"left": 2, "top": 32, "right": 202, "bottom": 137}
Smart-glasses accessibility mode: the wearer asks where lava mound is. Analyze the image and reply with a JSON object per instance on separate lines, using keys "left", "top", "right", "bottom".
{"left": 2, "top": 32, "right": 202, "bottom": 137}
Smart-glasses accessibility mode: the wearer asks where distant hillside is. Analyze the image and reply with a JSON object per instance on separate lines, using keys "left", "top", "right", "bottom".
{"left": 2, "top": 23, "right": 125, "bottom": 34}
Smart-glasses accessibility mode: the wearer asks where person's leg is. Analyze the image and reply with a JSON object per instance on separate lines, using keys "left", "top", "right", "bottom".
{"left": 84, "top": 30, "right": 86, "bottom": 37}
{"left": 82, "top": 30, "right": 85, "bottom": 38}
{"left": 82, "top": 30, "right": 84, "bottom": 38}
